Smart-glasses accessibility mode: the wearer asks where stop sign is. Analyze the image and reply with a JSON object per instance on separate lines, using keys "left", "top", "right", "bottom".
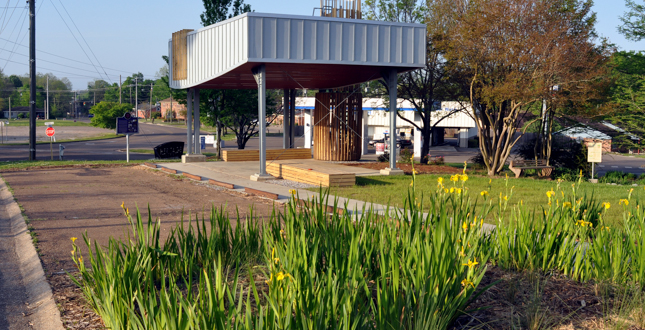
{"left": 45, "top": 127, "right": 55, "bottom": 137}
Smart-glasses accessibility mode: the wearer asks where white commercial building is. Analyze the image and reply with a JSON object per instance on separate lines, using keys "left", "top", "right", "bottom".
{"left": 295, "top": 97, "right": 478, "bottom": 157}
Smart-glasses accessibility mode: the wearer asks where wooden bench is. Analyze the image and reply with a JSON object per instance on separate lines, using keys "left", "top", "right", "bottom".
{"left": 509, "top": 159, "right": 554, "bottom": 178}
{"left": 266, "top": 161, "right": 355, "bottom": 187}
{"left": 222, "top": 148, "right": 311, "bottom": 162}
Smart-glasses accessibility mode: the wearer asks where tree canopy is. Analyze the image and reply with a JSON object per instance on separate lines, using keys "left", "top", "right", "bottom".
{"left": 619, "top": 0, "right": 645, "bottom": 41}
{"left": 441, "top": 0, "right": 613, "bottom": 175}
{"left": 89, "top": 101, "right": 134, "bottom": 129}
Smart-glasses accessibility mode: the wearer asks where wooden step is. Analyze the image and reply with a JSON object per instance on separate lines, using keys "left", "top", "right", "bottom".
{"left": 266, "top": 162, "right": 355, "bottom": 187}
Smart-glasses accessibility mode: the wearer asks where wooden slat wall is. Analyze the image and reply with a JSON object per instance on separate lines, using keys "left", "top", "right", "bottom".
{"left": 313, "top": 92, "right": 363, "bottom": 161}
{"left": 222, "top": 148, "right": 311, "bottom": 162}
{"left": 321, "top": 0, "right": 361, "bottom": 19}
{"left": 172, "top": 29, "right": 193, "bottom": 81}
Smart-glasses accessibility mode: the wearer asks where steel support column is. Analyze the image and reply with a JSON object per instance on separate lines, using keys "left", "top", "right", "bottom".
{"left": 384, "top": 68, "right": 398, "bottom": 170}
{"left": 252, "top": 64, "right": 271, "bottom": 180}
{"left": 289, "top": 89, "right": 296, "bottom": 148}
{"left": 193, "top": 88, "right": 200, "bottom": 154}
{"left": 186, "top": 88, "right": 192, "bottom": 155}
{"left": 282, "top": 88, "right": 290, "bottom": 149}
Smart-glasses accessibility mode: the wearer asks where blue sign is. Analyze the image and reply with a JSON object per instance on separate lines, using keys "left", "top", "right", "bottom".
{"left": 116, "top": 116, "right": 139, "bottom": 134}
{"left": 200, "top": 136, "right": 206, "bottom": 150}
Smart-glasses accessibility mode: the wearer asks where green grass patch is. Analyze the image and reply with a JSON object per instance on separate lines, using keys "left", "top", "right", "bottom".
{"left": 151, "top": 122, "right": 237, "bottom": 140}
{"left": 324, "top": 173, "right": 642, "bottom": 226}
{"left": 0, "top": 159, "right": 179, "bottom": 171}
{"left": 129, "top": 149, "right": 154, "bottom": 154}
{"left": 3, "top": 133, "right": 123, "bottom": 145}
{"left": 2, "top": 119, "right": 92, "bottom": 127}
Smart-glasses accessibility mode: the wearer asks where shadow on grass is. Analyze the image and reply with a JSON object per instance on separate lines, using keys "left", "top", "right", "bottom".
{"left": 355, "top": 176, "right": 395, "bottom": 186}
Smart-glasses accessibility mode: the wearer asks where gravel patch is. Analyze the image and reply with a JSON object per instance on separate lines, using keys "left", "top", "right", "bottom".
{"left": 266, "top": 179, "right": 317, "bottom": 189}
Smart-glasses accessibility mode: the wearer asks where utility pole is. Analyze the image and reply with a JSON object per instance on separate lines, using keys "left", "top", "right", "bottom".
{"left": 149, "top": 83, "right": 153, "bottom": 120}
{"left": 46, "top": 76, "right": 49, "bottom": 120}
{"left": 28, "top": 0, "right": 36, "bottom": 160}
{"left": 8, "top": 97, "right": 11, "bottom": 120}
{"left": 119, "top": 75, "right": 122, "bottom": 104}
{"left": 135, "top": 78, "right": 138, "bottom": 116}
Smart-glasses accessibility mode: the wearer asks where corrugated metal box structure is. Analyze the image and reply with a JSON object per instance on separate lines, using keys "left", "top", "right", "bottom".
{"left": 169, "top": 12, "right": 426, "bottom": 89}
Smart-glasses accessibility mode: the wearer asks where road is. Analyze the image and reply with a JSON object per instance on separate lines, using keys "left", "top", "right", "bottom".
{"left": 595, "top": 153, "right": 645, "bottom": 176}
{"left": 0, "top": 123, "right": 286, "bottom": 162}
{"left": 1, "top": 123, "right": 643, "bottom": 176}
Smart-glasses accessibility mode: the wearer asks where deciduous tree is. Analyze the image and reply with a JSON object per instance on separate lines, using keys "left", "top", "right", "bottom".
{"left": 441, "top": 0, "right": 613, "bottom": 175}
{"left": 89, "top": 101, "right": 134, "bottom": 129}
{"left": 365, "top": 0, "right": 461, "bottom": 163}
{"left": 619, "top": 0, "right": 645, "bottom": 41}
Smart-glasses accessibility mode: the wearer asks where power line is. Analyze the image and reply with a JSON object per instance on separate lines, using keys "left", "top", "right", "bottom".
{"left": 49, "top": 0, "right": 105, "bottom": 81}
{"left": 55, "top": 0, "right": 112, "bottom": 83}
{"left": 0, "top": 37, "right": 158, "bottom": 77}
{"left": 0, "top": 47, "right": 133, "bottom": 77}
{"left": 0, "top": 0, "right": 22, "bottom": 36}
{"left": 1, "top": 6, "right": 27, "bottom": 71}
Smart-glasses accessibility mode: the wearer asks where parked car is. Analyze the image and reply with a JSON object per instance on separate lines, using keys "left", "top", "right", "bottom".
{"left": 369, "top": 138, "right": 384, "bottom": 146}
{"left": 88, "top": 114, "right": 94, "bottom": 118}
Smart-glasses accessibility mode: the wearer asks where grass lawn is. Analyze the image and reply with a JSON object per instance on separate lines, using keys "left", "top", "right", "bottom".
{"left": 3, "top": 119, "right": 92, "bottom": 127}
{"left": 151, "top": 122, "right": 237, "bottom": 140}
{"left": 0, "top": 159, "right": 179, "bottom": 171}
{"left": 3, "top": 133, "right": 123, "bottom": 145}
{"left": 325, "top": 173, "right": 642, "bottom": 226}
{"left": 129, "top": 149, "right": 218, "bottom": 159}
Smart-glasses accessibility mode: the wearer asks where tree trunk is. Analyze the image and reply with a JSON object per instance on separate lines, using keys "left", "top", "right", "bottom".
{"left": 216, "top": 119, "right": 222, "bottom": 160}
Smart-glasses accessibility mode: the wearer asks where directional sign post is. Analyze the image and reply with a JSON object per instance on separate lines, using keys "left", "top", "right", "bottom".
{"left": 46, "top": 126, "right": 55, "bottom": 160}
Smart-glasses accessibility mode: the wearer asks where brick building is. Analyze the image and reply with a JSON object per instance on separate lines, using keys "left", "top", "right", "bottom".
{"left": 159, "top": 97, "right": 187, "bottom": 121}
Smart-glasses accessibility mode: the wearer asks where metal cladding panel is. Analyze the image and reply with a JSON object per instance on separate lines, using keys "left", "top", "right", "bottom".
{"left": 170, "top": 12, "right": 425, "bottom": 89}
{"left": 170, "top": 15, "right": 249, "bottom": 89}
{"left": 246, "top": 13, "right": 425, "bottom": 66}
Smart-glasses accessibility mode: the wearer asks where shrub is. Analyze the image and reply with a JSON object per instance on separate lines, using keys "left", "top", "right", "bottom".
{"left": 399, "top": 147, "right": 414, "bottom": 164}
{"left": 600, "top": 171, "right": 644, "bottom": 185}
{"left": 429, "top": 155, "right": 445, "bottom": 165}
{"left": 515, "top": 137, "right": 590, "bottom": 175}
{"left": 89, "top": 101, "right": 134, "bottom": 129}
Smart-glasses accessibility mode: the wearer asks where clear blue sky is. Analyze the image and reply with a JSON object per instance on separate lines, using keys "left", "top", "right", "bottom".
{"left": 0, "top": 0, "right": 641, "bottom": 90}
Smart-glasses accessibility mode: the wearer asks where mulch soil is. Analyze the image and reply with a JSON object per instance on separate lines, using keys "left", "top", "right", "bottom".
{"left": 1, "top": 165, "right": 276, "bottom": 330}
{"left": 345, "top": 162, "right": 463, "bottom": 175}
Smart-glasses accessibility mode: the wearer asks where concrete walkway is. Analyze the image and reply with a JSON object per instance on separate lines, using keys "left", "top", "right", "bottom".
{"left": 0, "top": 178, "right": 64, "bottom": 330}
{"left": 156, "top": 160, "right": 496, "bottom": 233}
{"left": 159, "top": 161, "right": 390, "bottom": 215}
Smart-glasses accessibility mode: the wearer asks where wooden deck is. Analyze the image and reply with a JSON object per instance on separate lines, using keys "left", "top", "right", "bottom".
{"left": 222, "top": 148, "right": 311, "bottom": 162}
{"left": 266, "top": 160, "right": 357, "bottom": 187}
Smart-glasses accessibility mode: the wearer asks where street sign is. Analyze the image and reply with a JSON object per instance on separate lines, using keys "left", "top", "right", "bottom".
{"left": 45, "top": 127, "right": 55, "bottom": 137}
{"left": 587, "top": 141, "right": 602, "bottom": 163}
{"left": 44, "top": 121, "right": 54, "bottom": 127}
